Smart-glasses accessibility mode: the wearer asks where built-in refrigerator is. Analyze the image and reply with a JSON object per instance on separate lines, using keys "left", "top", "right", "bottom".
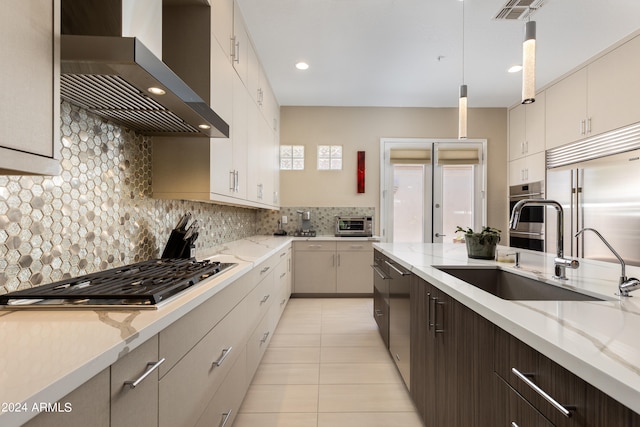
{"left": 546, "top": 148, "right": 640, "bottom": 266}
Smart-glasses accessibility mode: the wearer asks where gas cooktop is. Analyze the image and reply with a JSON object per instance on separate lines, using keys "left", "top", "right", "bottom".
{"left": 0, "top": 258, "right": 236, "bottom": 310}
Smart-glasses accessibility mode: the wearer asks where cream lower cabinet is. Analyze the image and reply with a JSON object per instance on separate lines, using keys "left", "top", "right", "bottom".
{"left": 293, "top": 241, "right": 374, "bottom": 295}
{"left": 24, "top": 369, "right": 110, "bottom": 427}
{"left": 336, "top": 242, "right": 374, "bottom": 293}
{"left": 158, "top": 297, "right": 248, "bottom": 427}
{"left": 111, "top": 336, "right": 161, "bottom": 427}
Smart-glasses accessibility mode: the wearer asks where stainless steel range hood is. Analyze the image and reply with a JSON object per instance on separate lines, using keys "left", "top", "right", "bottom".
{"left": 60, "top": 35, "right": 228, "bottom": 138}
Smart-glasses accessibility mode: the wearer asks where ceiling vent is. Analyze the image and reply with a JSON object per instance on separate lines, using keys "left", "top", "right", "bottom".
{"left": 493, "top": 0, "right": 546, "bottom": 20}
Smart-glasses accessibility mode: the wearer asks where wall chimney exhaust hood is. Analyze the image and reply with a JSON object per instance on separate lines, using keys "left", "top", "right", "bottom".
{"left": 60, "top": 0, "right": 229, "bottom": 138}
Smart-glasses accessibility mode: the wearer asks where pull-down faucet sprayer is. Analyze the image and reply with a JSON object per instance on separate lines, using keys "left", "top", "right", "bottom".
{"left": 510, "top": 199, "right": 579, "bottom": 280}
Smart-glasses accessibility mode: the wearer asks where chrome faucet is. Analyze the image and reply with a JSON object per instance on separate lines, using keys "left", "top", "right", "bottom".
{"left": 509, "top": 199, "right": 579, "bottom": 280}
{"left": 575, "top": 228, "right": 640, "bottom": 297}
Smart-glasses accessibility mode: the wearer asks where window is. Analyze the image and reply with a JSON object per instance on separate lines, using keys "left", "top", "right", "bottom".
{"left": 317, "top": 145, "right": 342, "bottom": 170}
{"left": 280, "top": 145, "right": 304, "bottom": 170}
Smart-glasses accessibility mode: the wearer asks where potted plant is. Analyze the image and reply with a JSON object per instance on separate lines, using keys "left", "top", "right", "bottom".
{"left": 455, "top": 226, "right": 501, "bottom": 260}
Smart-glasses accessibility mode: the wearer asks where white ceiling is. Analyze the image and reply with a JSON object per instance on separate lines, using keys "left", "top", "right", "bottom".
{"left": 235, "top": 0, "right": 640, "bottom": 108}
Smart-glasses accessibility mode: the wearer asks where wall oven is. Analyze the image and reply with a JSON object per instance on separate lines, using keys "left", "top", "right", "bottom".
{"left": 509, "top": 181, "right": 545, "bottom": 252}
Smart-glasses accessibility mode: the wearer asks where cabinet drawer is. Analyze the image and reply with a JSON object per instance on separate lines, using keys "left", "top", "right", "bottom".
{"left": 336, "top": 241, "right": 372, "bottom": 252}
{"left": 159, "top": 301, "right": 248, "bottom": 427}
{"left": 495, "top": 328, "right": 586, "bottom": 426}
{"left": 245, "top": 266, "right": 275, "bottom": 334}
{"left": 194, "top": 347, "right": 247, "bottom": 427}
{"left": 294, "top": 241, "right": 336, "bottom": 251}
{"left": 495, "top": 374, "right": 554, "bottom": 427}
{"left": 159, "top": 272, "right": 250, "bottom": 377}
{"left": 244, "top": 251, "right": 280, "bottom": 291}
{"left": 111, "top": 336, "right": 160, "bottom": 427}
{"left": 247, "top": 307, "right": 276, "bottom": 381}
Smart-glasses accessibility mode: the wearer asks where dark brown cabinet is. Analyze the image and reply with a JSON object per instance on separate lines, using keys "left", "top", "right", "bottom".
{"left": 495, "top": 327, "right": 640, "bottom": 427}
{"left": 372, "top": 250, "right": 390, "bottom": 348}
{"left": 410, "top": 275, "right": 495, "bottom": 427}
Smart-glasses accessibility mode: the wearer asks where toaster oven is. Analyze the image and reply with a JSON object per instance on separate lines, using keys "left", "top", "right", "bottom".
{"left": 335, "top": 216, "right": 373, "bottom": 237}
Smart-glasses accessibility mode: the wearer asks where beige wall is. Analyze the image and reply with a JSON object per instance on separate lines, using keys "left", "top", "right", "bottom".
{"left": 279, "top": 106, "right": 509, "bottom": 234}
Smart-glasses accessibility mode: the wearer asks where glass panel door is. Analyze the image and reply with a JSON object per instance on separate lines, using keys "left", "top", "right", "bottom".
{"left": 392, "top": 164, "right": 427, "bottom": 243}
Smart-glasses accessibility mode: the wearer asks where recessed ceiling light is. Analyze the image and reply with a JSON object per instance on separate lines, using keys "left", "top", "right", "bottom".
{"left": 508, "top": 65, "right": 523, "bottom": 73}
{"left": 198, "top": 124, "right": 211, "bottom": 130}
{"left": 147, "top": 87, "right": 166, "bottom": 95}
{"left": 295, "top": 62, "right": 309, "bottom": 70}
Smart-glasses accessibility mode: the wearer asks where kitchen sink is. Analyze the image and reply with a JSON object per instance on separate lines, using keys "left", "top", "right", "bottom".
{"left": 434, "top": 266, "right": 603, "bottom": 301}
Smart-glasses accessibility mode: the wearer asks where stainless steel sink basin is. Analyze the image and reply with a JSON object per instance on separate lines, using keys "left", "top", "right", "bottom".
{"left": 434, "top": 266, "right": 603, "bottom": 301}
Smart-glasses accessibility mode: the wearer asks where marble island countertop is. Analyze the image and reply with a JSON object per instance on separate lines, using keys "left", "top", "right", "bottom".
{"left": 373, "top": 242, "right": 640, "bottom": 415}
{"left": 0, "top": 235, "right": 295, "bottom": 427}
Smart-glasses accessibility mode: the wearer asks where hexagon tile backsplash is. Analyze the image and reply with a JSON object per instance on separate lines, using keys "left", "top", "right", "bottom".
{"left": 0, "top": 102, "right": 257, "bottom": 294}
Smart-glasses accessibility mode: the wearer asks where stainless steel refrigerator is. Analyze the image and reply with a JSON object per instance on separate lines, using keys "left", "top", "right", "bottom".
{"left": 546, "top": 148, "right": 640, "bottom": 266}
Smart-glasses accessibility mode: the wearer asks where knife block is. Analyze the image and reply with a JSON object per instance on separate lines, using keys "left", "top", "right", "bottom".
{"left": 161, "top": 229, "right": 194, "bottom": 259}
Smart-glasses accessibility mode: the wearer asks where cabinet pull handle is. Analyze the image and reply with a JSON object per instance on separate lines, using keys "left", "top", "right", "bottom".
{"left": 587, "top": 117, "right": 592, "bottom": 133}
{"left": 371, "top": 264, "right": 391, "bottom": 280}
{"left": 350, "top": 244, "right": 364, "bottom": 249}
{"left": 384, "top": 260, "right": 410, "bottom": 276}
{"left": 580, "top": 119, "right": 586, "bottom": 135}
{"left": 229, "top": 170, "right": 235, "bottom": 192}
{"left": 434, "top": 300, "right": 445, "bottom": 334}
{"left": 281, "top": 298, "right": 286, "bottom": 306}
{"left": 511, "top": 423, "right": 519, "bottom": 427}
{"left": 375, "top": 309, "right": 384, "bottom": 317}
{"left": 260, "top": 266, "right": 270, "bottom": 274}
{"left": 308, "top": 244, "right": 322, "bottom": 249}
{"left": 124, "top": 358, "right": 165, "bottom": 389}
{"left": 213, "top": 347, "right": 233, "bottom": 367}
{"left": 260, "top": 331, "right": 270, "bottom": 344}
{"left": 260, "top": 294, "right": 270, "bottom": 304}
{"left": 234, "top": 171, "right": 239, "bottom": 192}
{"left": 220, "top": 409, "right": 233, "bottom": 427}
{"left": 280, "top": 252, "right": 287, "bottom": 257}
{"left": 429, "top": 295, "right": 436, "bottom": 330}
{"left": 280, "top": 272, "right": 286, "bottom": 279}
{"left": 511, "top": 367, "right": 572, "bottom": 418}
{"left": 426, "top": 292, "right": 432, "bottom": 328}
{"left": 337, "top": 254, "right": 341, "bottom": 267}
{"left": 234, "top": 40, "right": 240, "bottom": 64}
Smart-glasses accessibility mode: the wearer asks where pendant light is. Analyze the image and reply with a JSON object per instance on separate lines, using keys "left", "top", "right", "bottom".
{"left": 458, "top": 0, "right": 467, "bottom": 139}
{"left": 522, "top": 19, "right": 536, "bottom": 104}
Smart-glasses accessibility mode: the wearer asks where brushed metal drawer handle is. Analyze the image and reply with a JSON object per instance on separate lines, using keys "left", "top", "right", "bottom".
{"left": 280, "top": 272, "right": 286, "bottom": 279}
{"left": 371, "top": 264, "right": 391, "bottom": 280}
{"left": 374, "top": 309, "right": 384, "bottom": 317}
{"left": 260, "top": 266, "right": 270, "bottom": 274}
{"left": 511, "top": 423, "right": 519, "bottom": 427}
{"left": 124, "top": 358, "right": 165, "bottom": 389}
{"left": 511, "top": 367, "right": 572, "bottom": 418}
{"left": 260, "top": 294, "right": 271, "bottom": 304}
{"left": 260, "top": 331, "right": 270, "bottom": 344}
{"left": 213, "top": 347, "right": 233, "bottom": 367}
{"left": 220, "top": 409, "right": 233, "bottom": 427}
{"left": 280, "top": 252, "right": 287, "bottom": 257}
{"left": 384, "top": 260, "right": 410, "bottom": 276}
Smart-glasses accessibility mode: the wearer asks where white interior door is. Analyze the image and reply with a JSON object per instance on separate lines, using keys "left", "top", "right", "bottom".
{"left": 381, "top": 139, "right": 486, "bottom": 244}
{"left": 432, "top": 142, "right": 486, "bottom": 243}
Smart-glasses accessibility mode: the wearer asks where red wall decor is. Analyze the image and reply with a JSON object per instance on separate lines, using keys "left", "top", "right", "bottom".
{"left": 357, "top": 151, "right": 365, "bottom": 193}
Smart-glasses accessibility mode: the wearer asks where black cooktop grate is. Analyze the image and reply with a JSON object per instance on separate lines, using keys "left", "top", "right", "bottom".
{"left": 0, "top": 258, "right": 235, "bottom": 306}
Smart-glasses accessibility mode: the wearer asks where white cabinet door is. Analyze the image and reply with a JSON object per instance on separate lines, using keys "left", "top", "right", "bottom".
{"left": 212, "top": 0, "right": 234, "bottom": 58}
{"left": 545, "top": 68, "right": 588, "bottom": 149}
{"left": 232, "top": 1, "right": 249, "bottom": 85}
{"left": 588, "top": 35, "right": 640, "bottom": 136}
{"left": 24, "top": 369, "right": 110, "bottom": 427}
{"left": 509, "top": 104, "right": 526, "bottom": 161}
{"left": 337, "top": 243, "right": 374, "bottom": 294}
{"left": 526, "top": 91, "right": 545, "bottom": 155}
{"left": 111, "top": 336, "right": 160, "bottom": 427}
{"left": 294, "top": 242, "right": 337, "bottom": 293}
{"left": 232, "top": 73, "right": 249, "bottom": 199}
{"left": 0, "top": 0, "right": 60, "bottom": 175}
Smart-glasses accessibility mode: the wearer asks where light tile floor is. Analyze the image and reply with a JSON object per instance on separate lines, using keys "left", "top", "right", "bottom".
{"left": 234, "top": 298, "right": 424, "bottom": 427}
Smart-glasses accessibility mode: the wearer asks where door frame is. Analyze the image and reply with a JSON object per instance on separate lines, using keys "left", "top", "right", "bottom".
{"left": 379, "top": 138, "right": 487, "bottom": 243}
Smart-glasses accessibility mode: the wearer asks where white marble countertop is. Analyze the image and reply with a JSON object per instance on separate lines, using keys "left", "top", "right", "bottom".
{"left": 373, "top": 242, "right": 640, "bottom": 414}
{"left": 0, "top": 235, "right": 294, "bottom": 427}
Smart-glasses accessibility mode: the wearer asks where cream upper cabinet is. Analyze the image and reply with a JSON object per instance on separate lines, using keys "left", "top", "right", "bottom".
{"left": 546, "top": 34, "right": 640, "bottom": 149}
{"left": 509, "top": 151, "right": 545, "bottom": 185}
{"left": 587, "top": 34, "right": 640, "bottom": 136}
{"left": 545, "top": 68, "right": 588, "bottom": 149}
{"left": 153, "top": 1, "right": 279, "bottom": 209}
{"left": 212, "top": 0, "right": 234, "bottom": 58}
{"left": 509, "top": 92, "right": 545, "bottom": 161}
{"left": 0, "top": 0, "right": 61, "bottom": 175}
{"left": 232, "top": 1, "right": 250, "bottom": 85}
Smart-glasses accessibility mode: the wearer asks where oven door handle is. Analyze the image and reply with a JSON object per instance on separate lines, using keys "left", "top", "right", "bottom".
{"left": 510, "top": 231, "right": 544, "bottom": 237}
{"left": 510, "top": 192, "right": 544, "bottom": 199}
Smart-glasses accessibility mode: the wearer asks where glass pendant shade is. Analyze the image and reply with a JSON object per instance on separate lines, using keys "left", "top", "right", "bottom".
{"left": 522, "top": 21, "right": 536, "bottom": 104}
{"left": 458, "top": 84, "right": 468, "bottom": 139}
